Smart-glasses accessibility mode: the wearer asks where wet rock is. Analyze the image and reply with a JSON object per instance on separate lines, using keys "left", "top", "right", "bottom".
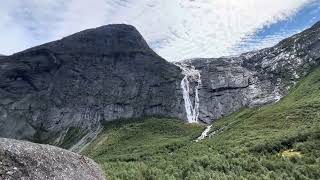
{"left": 187, "top": 21, "right": 320, "bottom": 123}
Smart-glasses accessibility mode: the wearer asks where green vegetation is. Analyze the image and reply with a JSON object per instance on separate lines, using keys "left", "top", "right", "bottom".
{"left": 83, "top": 68, "right": 320, "bottom": 180}
{"left": 34, "top": 126, "right": 87, "bottom": 149}
{"left": 56, "top": 127, "right": 87, "bottom": 149}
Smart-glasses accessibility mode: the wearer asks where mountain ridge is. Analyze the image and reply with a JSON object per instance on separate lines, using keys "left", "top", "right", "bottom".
{"left": 0, "top": 24, "right": 185, "bottom": 146}
{"left": 23, "top": 24, "right": 155, "bottom": 55}
{"left": 186, "top": 20, "right": 320, "bottom": 122}
{"left": 0, "top": 21, "right": 319, "bottom": 150}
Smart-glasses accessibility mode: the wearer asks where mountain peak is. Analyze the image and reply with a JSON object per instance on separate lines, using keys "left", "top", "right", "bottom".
{"left": 31, "top": 24, "right": 151, "bottom": 55}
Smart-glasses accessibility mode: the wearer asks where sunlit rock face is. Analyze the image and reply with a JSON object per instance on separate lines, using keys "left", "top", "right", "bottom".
{"left": 188, "top": 21, "right": 320, "bottom": 123}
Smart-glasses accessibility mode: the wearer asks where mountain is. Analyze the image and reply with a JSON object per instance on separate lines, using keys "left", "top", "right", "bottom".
{"left": 0, "top": 21, "right": 319, "bottom": 151}
{"left": 0, "top": 24, "right": 185, "bottom": 149}
{"left": 188, "top": 21, "right": 320, "bottom": 123}
{"left": 83, "top": 65, "right": 320, "bottom": 179}
{"left": 0, "top": 138, "right": 105, "bottom": 180}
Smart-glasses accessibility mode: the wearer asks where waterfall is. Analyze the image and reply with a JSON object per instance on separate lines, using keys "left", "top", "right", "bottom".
{"left": 195, "top": 125, "right": 212, "bottom": 142}
{"left": 69, "top": 122, "right": 103, "bottom": 153}
{"left": 175, "top": 63, "right": 201, "bottom": 123}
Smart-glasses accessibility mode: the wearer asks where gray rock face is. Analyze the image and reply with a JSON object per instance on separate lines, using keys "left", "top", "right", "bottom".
{"left": 0, "top": 22, "right": 319, "bottom": 148}
{"left": 0, "top": 138, "right": 105, "bottom": 180}
{"left": 187, "top": 21, "right": 320, "bottom": 123}
{"left": 0, "top": 24, "right": 185, "bottom": 147}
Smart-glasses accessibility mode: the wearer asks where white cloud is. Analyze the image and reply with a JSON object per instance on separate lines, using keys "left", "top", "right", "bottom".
{"left": 0, "top": 1, "right": 29, "bottom": 55}
{"left": 102, "top": 0, "right": 311, "bottom": 60}
{"left": 0, "top": 0, "right": 65, "bottom": 55}
{"left": 0, "top": 0, "right": 313, "bottom": 60}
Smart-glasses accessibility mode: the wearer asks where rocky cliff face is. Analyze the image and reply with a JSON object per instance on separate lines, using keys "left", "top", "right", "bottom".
{"left": 0, "top": 22, "right": 319, "bottom": 149}
{"left": 187, "top": 21, "right": 320, "bottom": 123}
{"left": 0, "top": 24, "right": 185, "bottom": 148}
{"left": 0, "top": 138, "right": 105, "bottom": 180}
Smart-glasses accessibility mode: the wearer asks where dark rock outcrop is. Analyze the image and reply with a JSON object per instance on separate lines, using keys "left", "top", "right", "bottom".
{"left": 0, "top": 138, "right": 105, "bottom": 180}
{"left": 187, "top": 21, "right": 320, "bottom": 123}
{"left": 0, "top": 24, "right": 185, "bottom": 148}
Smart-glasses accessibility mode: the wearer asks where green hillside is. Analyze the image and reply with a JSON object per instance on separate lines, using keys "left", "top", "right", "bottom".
{"left": 83, "top": 68, "right": 320, "bottom": 180}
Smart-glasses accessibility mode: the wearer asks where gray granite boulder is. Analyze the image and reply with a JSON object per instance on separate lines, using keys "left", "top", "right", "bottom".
{"left": 0, "top": 138, "right": 105, "bottom": 180}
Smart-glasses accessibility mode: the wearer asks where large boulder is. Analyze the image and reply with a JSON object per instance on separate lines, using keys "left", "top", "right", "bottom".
{"left": 0, "top": 138, "right": 105, "bottom": 180}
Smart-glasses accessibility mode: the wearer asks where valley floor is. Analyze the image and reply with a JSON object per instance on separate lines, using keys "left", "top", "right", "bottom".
{"left": 83, "top": 68, "right": 320, "bottom": 180}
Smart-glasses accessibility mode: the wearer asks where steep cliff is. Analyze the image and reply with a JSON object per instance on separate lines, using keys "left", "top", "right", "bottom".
{"left": 186, "top": 21, "right": 320, "bottom": 123}
{"left": 0, "top": 22, "right": 319, "bottom": 149}
{"left": 0, "top": 24, "right": 185, "bottom": 148}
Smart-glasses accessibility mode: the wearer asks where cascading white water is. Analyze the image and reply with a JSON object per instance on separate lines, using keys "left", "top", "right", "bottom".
{"left": 175, "top": 63, "right": 201, "bottom": 123}
{"left": 69, "top": 122, "right": 103, "bottom": 153}
{"left": 195, "top": 125, "right": 212, "bottom": 142}
{"left": 176, "top": 63, "right": 213, "bottom": 142}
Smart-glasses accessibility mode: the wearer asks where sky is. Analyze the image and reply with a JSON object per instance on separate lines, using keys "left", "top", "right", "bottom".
{"left": 0, "top": 0, "right": 320, "bottom": 61}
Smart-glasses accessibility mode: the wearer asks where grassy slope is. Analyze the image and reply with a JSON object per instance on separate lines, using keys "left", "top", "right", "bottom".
{"left": 83, "top": 68, "right": 320, "bottom": 180}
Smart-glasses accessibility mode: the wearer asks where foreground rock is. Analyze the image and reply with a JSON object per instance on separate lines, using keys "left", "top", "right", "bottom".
{"left": 0, "top": 138, "right": 105, "bottom": 180}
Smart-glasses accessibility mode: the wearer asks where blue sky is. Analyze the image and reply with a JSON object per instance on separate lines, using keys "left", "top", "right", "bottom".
{"left": 0, "top": 0, "right": 319, "bottom": 61}
{"left": 232, "top": 0, "right": 320, "bottom": 53}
